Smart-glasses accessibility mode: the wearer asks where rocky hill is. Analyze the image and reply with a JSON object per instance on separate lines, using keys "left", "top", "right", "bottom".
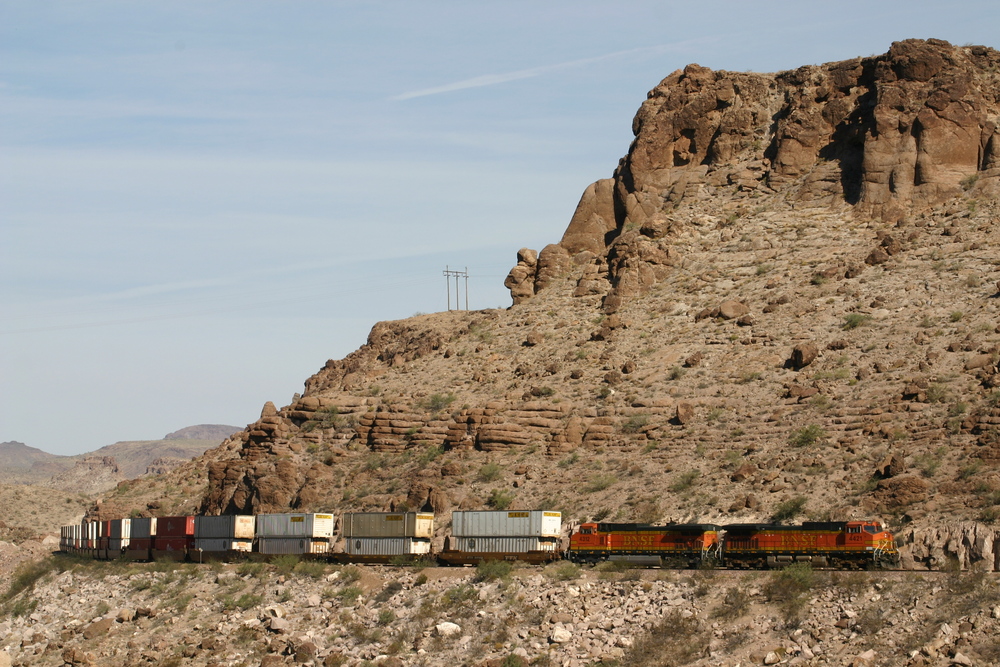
{"left": 4, "top": 36, "right": 1000, "bottom": 667}
{"left": 140, "top": 38, "right": 998, "bottom": 572}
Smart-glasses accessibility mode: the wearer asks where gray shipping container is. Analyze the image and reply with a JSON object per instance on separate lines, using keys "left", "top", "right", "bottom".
{"left": 257, "top": 537, "right": 331, "bottom": 555}
{"left": 256, "top": 513, "right": 335, "bottom": 538}
{"left": 109, "top": 519, "right": 131, "bottom": 539}
{"left": 341, "top": 512, "right": 434, "bottom": 539}
{"left": 193, "top": 538, "right": 253, "bottom": 553}
{"left": 451, "top": 536, "right": 559, "bottom": 553}
{"left": 451, "top": 510, "right": 562, "bottom": 538}
{"left": 343, "top": 537, "right": 432, "bottom": 556}
{"left": 130, "top": 517, "right": 157, "bottom": 539}
{"left": 195, "top": 515, "right": 255, "bottom": 540}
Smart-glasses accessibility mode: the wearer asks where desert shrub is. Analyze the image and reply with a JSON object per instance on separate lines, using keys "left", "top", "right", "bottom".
{"left": 764, "top": 563, "right": 815, "bottom": 599}
{"left": 788, "top": 424, "right": 826, "bottom": 448}
{"left": 338, "top": 566, "right": 363, "bottom": 584}
{"left": 224, "top": 593, "right": 263, "bottom": 611}
{"left": 622, "top": 609, "right": 704, "bottom": 666}
{"left": 422, "top": 392, "right": 456, "bottom": 412}
{"left": 442, "top": 583, "right": 478, "bottom": 606}
{"left": 474, "top": 559, "right": 513, "bottom": 583}
{"left": 544, "top": 561, "right": 581, "bottom": 581}
{"left": 926, "top": 384, "right": 949, "bottom": 403}
{"left": 584, "top": 473, "right": 619, "bottom": 493}
{"left": 772, "top": 496, "right": 807, "bottom": 522}
{"left": 487, "top": 488, "right": 515, "bottom": 510}
{"left": 337, "top": 585, "right": 363, "bottom": 605}
{"left": 236, "top": 561, "right": 266, "bottom": 578}
{"left": 478, "top": 462, "right": 503, "bottom": 482}
{"left": 293, "top": 560, "right": 327, "bottom": 579}
{"left": 377, "top": 608, "right": 396, "bottom": 626}
{"left": 271, "top": 554, "right": 299, "bottom": 575}
{"left": 711, "top": 586, "right": 750, "bottom": 620}
{"left": 842, "top": 313, "right": 871, "bottom": 330}
{"left": 4, "top": 557, "right": 61, "bottom": 603}
{"left": 915, "top": 447, "right": 948, "bottom": 477}
{"left": 669, "top": 469, "right": 700, "bottom": 493}
{"left": 622, "top": 414, "right": 650, "bottom": 433}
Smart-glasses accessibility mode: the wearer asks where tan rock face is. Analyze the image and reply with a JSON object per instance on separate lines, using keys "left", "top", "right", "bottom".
{"left": 508, "top": 39, "right": 1000, "bottom": 304}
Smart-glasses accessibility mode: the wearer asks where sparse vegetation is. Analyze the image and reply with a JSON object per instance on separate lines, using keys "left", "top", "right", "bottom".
{"left": 771, "top": 496, "right": 807, "bottom": 522}
{"left": 583, "top": 473, "right": 619, "bottom": 493}
{"left": 842, "top": 313, "right": 871, "bottom": 330}
{"left": 422, "top": 392, "right": 457, "bottom": 412}
{"left": 474, "top": 559, "right": 513, "bottom": 583}
{"left": 487, "top": 488, "right": 515, "bottom": 510}
{"left": 478, "top": 462, "right": 503, "bottom": 482}
{"left": 669, "top": 469, "right": 700, "bottom": 493}
{"left": 788, "top": 424, "right": 826, "bottom": 448}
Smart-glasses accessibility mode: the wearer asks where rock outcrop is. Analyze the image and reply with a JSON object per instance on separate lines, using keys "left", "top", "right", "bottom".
{"left": 507, "top": 39, "right": 1000, "bottom": 304}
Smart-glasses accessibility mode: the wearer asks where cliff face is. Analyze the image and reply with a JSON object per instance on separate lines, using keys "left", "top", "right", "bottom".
{"left": 507, "top": 39, "right": 1000, "bottom": 306}
{"left": 181, "top": 40, "right": 1000, "bottom": 571}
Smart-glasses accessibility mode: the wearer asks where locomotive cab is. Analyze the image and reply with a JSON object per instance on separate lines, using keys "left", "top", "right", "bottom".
{"left": 843, "top": 521, "right": 898, "bottom": 566}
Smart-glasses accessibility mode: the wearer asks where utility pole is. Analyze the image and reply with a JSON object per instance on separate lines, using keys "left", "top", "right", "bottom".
{"left": 443, "top": 266, "right": 469, "bottom": 311}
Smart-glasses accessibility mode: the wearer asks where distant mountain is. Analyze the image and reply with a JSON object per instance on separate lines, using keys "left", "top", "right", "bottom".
{"left": 0, "top": 424, "right": 241, "bottom": 492}
{"left": 164, "top": 424, "right": 239, "bottom": 441}
{"left": 0, "top": 441, "right": 66, "bottom": 471}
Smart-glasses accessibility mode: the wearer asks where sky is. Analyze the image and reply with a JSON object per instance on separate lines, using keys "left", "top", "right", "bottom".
{"left": 2, "top": 1, "right": 998, "bottom": 456}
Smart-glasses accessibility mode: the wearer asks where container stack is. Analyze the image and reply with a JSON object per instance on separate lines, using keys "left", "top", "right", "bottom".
{"left": 447, "top": 510, "right": 562, "bottom": 561}
{"left": 152, "top": 516, "right": 194, "bottom": 560}
{"left": 108, "top": 518, "right": 131, "bottom": 555}
{"left": 340, "top": 512, "right": 434, "bottom": 560}
{"left": 257, "top": 513, "right": 335, "bottom": 554}
{"left": 193, "top": 515, "right": 255, "bottom": 554}
{"left": 127, "top": 517, "right": 156, "bottom": 559}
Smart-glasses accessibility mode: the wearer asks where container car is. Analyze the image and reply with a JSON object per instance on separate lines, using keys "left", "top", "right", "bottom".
{"left": 333, "top": 512, "right": 435, "bottom": 563}
{"left": 440, "top": 510, "right": 562, "bottom": 564}
{"left": 340, "top": 512, "right": 434, "bottom": 539}
{"left": 256, "top": 513, "right": 335, "bottom": 555}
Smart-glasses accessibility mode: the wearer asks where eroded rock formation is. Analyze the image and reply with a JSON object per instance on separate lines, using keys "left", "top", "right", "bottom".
{"left": 507, "top": 39, "right": 1000, "bottom": 305}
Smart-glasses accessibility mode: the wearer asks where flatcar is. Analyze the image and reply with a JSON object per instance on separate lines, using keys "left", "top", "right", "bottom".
{"left": 567, "top": 522, "right": 720, "bottom": 567}
{"left": 721, "top": 521, "right": 899, "bottom": 569}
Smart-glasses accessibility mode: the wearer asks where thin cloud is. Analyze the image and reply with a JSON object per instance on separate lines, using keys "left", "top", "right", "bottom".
{"left": 391, "top": 41, "right": 702, "bottom": 101}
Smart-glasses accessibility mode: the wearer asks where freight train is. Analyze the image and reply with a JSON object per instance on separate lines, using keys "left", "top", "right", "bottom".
{"left": 59, "top": 511, "right": 900, "bottom": 570}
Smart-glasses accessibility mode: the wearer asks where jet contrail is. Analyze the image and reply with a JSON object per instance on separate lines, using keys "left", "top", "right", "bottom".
{"left": 391, "top": 41, "right": 702, "bottom": 101}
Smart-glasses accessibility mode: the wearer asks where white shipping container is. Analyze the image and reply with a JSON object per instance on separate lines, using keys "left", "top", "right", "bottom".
{"left": 193, "top": 538, "right": 253, "bottom": 553}
{"left": 195, "top": 515, "right": 255, "bottom": 540}
{"left": 341, "top": 512, "right": 434, "bottom": 539}
{"left": 130, "top": 517, "right": 157, "bottom": 539}
{"left": 344, "top": 537, "right": 432, "bottom": 556}
{"left": 257, "top": 537, "right": 330, "bottom": 555}
{"left": 451, "top": 510, "right": 562, "bottom": 538}
{"left": 256, "top": 513, "right": 335, "bottom": 539}
{"left": 451, "top": 536, "right": 559, "bottom": 553}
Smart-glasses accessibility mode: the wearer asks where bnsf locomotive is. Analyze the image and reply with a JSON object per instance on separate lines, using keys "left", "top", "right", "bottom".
{"left": 568, "top": 520, "right": 898, "bottom": 569}
{"left": 60, "top": 511, "right": 899, "bottom": 570}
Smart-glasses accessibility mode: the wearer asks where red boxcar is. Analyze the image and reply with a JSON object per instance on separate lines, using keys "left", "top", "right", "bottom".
{"left": 721, "top": 521, "right": 899, "bottom": 569}
{"left": 568, "top": 523, "right": 720, "bottom": 567}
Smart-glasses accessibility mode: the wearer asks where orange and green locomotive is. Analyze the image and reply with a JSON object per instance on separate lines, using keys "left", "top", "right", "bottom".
{"left": 568, "top": 522, "right": 721, "bottom": 567}
{"left": 721, "top": 520, "right": 899, "bottom": 569}
{"left": 566, "top": 520, "right": 899, "bottom": 569}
